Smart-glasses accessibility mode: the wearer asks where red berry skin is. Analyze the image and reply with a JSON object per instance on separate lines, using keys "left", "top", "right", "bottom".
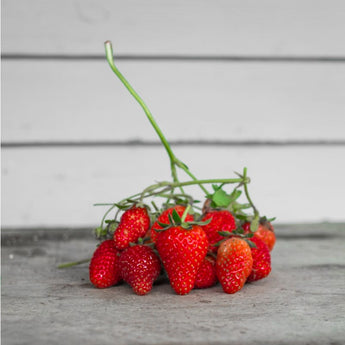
{"left": 194, "top": 255, "right": 217, "bottom": 289}
{"left": 156, "top": 225, "right": 208, "bottom": 295}
{"left": 216, "top": 238, "right": 253, "bottom": 294}
{"left": 247, "top": 237, "right": 271, "bottom": 282}
{"left": 147, "top": 205, "right": 194, "bottom": 243}
{"left": 201, "top": 210, "right": 236, "bottom": 253}
{"left": 89, "top": 240, "right": 121, "bottom": 289}
{"left": 114, "top": 206, "right": 151, "bottom": 250}
{"left": 243, "top": 221, "right": 276, "bottom": 252}
{"left": 119, "top": 245, "right": 161, "bottom": 295}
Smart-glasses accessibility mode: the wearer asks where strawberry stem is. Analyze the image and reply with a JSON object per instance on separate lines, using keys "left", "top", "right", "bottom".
{"left": 104, "top": 41, "right": 208, "bottom": 195}
{"left": 57, "top": 258, "right": 90, "bottom": 269}
{"left": 242, "top": 167, "right": 258, "bottom": 216}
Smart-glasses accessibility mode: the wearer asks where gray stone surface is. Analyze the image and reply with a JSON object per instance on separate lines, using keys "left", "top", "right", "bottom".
{"left": 2, "top": 224, "right": 345, "bottom": 345}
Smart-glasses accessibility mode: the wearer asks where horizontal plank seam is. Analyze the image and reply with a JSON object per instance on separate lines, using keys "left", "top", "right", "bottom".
{"left": 2, "top": 54, "right": 345, "bottom": 63}
{"left": 2, "top": 140, "right": 345, "bottom": 148}
{"left": 2, "top": 225, "right": 344, "bottom": 243}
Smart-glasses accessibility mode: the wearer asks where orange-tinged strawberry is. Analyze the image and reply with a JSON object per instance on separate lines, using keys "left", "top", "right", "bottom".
{"left": 89, "top": 239, "right": 121, "bottom": 288}
{"left": 243, "top": 220, "right": 276, "bottom": 251}
{"left": 147, "top": 205, "right": 194, "bottom": 243}
{"left": 113, "top": 206, "right": 150, "bottom": 250}
{"left": 156, "top": 225, "right": 208, "bottom": 295}
{"left": 201, "top": 210, "right": 236, "bottom": 252}
{"left": 119, "top": 245, "right": 161, "bottom": 295}
{"left": 216, "top": 237, "right": 253, "bottom": 294}
{"left": 194, "top": 255, "right": 217, "bottom": 289}
{"left": 247, "top": 237, "right": 271, "bottom": 282}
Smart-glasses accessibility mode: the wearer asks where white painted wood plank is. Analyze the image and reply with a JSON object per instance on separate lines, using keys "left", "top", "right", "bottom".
{"left": 2, "top": 0, "right": 345, "bottom": 56}
{"left": 2, "top": 146, "right": 345, "bottom": 227}
{"left": 2, "top": 60, "right": 345, "bottom": 142}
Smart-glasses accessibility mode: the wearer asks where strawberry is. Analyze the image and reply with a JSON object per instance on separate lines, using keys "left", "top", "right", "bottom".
{"left": 247, "top": 237, "right": 271, "bottom": 282}
{"left": 201, "top": 210, "right": 236, "bottom": 253}
{"left": 113, "top": 206, "right": 151, "bottom": 250}
{"left": 147, "top": 205, "right": 194, "bottom": 243}
{"left": 89, "top": 239, "right": 121, "bottom": 288}
{"left": 119, "top": 245, "right": 161, "bottom": 295}
{"left": 156, "top": 224, "right": 208, "bottom": 295}
{"left": 243, "top": 220, "right": 276, "bottom": 251}
{"left": 194, "top": 255, "right": 217, "bottom": 289}
{"left": 216, "top": 237, "right": 253, "bottom": 294}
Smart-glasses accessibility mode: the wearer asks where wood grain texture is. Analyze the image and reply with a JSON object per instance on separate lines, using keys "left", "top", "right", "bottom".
{"left": 2, "top": 0, "right": 345, "bottom": 56}
{"left": 3, "top": 60, "right": 345, "bottom": 142}
{"left": 2, "top": 225, "right": 345, "bottom": 345}
{"left": 2, "top": 146, "right": 345, "bottom": 227}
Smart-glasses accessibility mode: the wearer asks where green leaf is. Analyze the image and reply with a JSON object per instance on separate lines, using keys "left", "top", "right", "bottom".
{"left": 211, "top": 188, "right": 233, "bottom": 208}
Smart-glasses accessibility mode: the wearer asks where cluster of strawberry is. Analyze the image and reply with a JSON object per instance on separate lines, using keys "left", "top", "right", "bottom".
{"left": 89, "top": 204, "right": 275, "bottom": 295}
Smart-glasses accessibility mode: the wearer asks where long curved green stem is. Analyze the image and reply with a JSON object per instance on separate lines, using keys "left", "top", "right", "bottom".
{"left": 104, "top": 41, "right": 209, "bottom": 195}
{"left": 242, "top": 167, "right": 258, "bottom": 216}
{"left": 105, "top": 41, "right": 179, "bottom": 183}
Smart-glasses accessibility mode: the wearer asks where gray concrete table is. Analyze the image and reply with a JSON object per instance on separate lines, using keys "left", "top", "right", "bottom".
{"left": 2, "top": 223, "right": 345, "bottom": 345}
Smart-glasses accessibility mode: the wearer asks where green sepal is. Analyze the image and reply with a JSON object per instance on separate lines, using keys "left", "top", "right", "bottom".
{"left": 168, "top": 213, "right": 175, "bottom": 225}
{"left": 251, "top": 214, "right": 260, "bottom": 232}
{"left": 218, "top": 230, "right": 233, "bottom": 237}
{"left": 171, "top": 209, "right": 182, "bottom": 224}
{"left": 157, "top": 220, "right": 170, "bottom": 228}
{"left": 235, "top": 214, "right": 249, "bottom": 221}
{"left": 213, "top": 239, "right": 225, "bottom": 247}
{"left": 266, "top": 216, "right": 276, "bottom": 222}
{"left": 94, "top": 226, "right": 108, "bottom": 239}
{"left": 194, "top": 218, "right": 212, "bottom": 226}
{"left": 154, "top": 227, "right": 170, "bottom": 233}
{"left": 232, "top": 228, "right": 244, "bottom": 235}
{"left": 246, "top": 239, "right": 257, "bottom": 249}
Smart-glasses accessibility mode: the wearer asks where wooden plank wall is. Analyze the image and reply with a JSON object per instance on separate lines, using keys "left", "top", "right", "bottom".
{"left": 2, "top": 0, "right": 345, "bottom": 228}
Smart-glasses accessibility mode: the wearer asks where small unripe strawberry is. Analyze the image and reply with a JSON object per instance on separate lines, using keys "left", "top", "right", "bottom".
{"left": 216, "top": 237, "right": 253, "bottom": 294}
{"left": 114, "top": 206, "right": 151, "bottom": 250}
{"left": 119, "top": 245, "right": 161, "bottom": 295}
{"left": 201, "top": 210, "right": 236, "bottom": 252}
{"left": 247, "top": 237, "right": 271, "bottom": 282}
{"left": 243, "top": 220, "right": 276, "bottom": 251}
{"left": 194, "top": 255, "right": 217, "bottom": 289}
{"left": 89, "top": 239, "right": 121, "bottom": 288}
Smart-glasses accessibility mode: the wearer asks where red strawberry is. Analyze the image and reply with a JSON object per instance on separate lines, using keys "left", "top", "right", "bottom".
{"left": 194, "top": 255, "right": 217, "bottom": 289}
{"left": 201, "top": 210, "right": 236, "bottom": 253}
{"left": 119, "top": 245, "right": 161, "bottom": 295}
{"left": 216, "top": 237, "right": 253, "bottom": 294}
{"left": 156, "top": 225, "right": 208, "bottom": 295}
{"left": 147, "top": 205, "right": 194, "bottom": 243}
{"left": 243, "top": 220, "right": 276, "bottom": 251}
{"left": 89, "top": 239, "right": 121, "bottom": 288}
{"left": 247, "top": 237, "right": 271, "bottom": 282}
{"left": 113, "top": 206, "right": 151, "bottom": 250}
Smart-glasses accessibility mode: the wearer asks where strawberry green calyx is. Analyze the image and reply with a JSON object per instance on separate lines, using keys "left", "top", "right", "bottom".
{"left": 156, "top": 208, "right": 211, "bottom": 232}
